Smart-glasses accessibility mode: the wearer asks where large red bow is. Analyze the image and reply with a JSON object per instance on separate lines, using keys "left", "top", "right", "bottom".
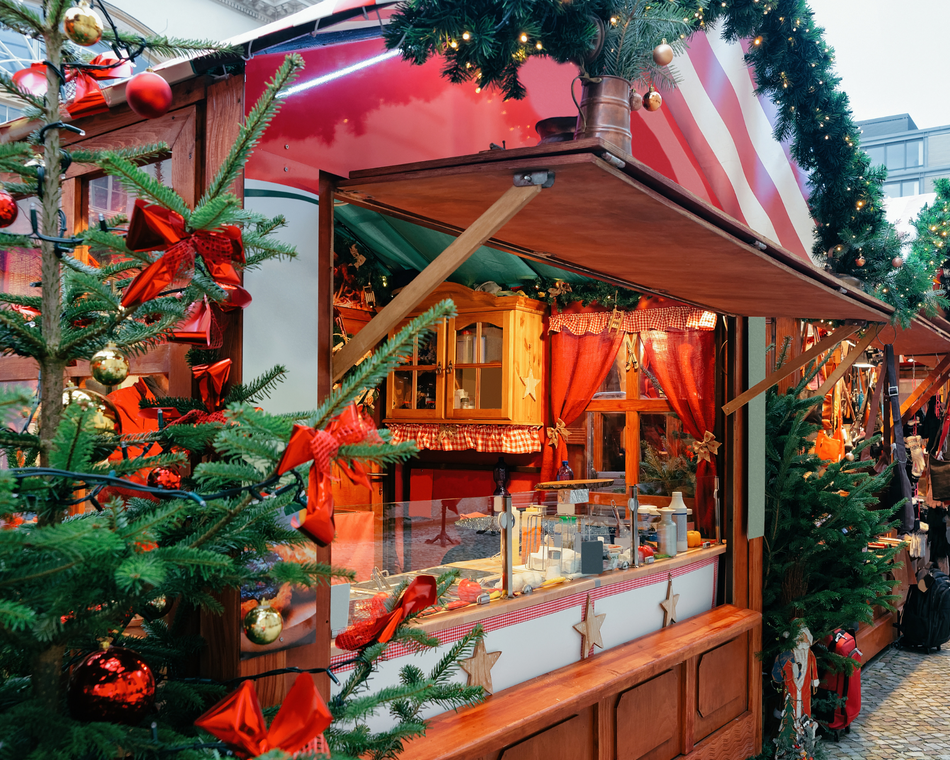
{"left": 121, "top": 199, "right": 244, "bottom": 309}
{"left": 193, "top": 358, "right": 231, "bottom": 410}
{"left": 195, "top": 673, "right": 331, "bottom": 758}
{"left": 276, "top": 404, "right": 379, "bottom": 547}
{"left": 12, "top": 55, "right": 132, "bottom": 118}
{"left": 336, "top": 576, "right": 438, "bottom": 651}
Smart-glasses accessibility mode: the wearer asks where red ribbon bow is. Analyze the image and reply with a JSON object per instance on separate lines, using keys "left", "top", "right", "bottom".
{"left": 276, "top": 404, "right": 379, "bottom": 547}
{"left": 193, "top": 358, "right": 231, "bottom": 410}
{"left": 12, "top": 55, "right": 132, "bottom": 119}
{"left": 335, "top": 576, "right": 438, "bottom": 651}
{"left": 195, "top": 673, "right": 331, "bottom": 758}
{"left": 121, "top": 199, "right": 244, "bottom": 309}
{"left": 169, "top": 297, "right": 221, "bottom": 347}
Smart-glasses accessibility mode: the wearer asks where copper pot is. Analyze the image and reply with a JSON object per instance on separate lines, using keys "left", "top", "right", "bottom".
{"left": 573, "top": 75, "right": 634, "bottom": 155}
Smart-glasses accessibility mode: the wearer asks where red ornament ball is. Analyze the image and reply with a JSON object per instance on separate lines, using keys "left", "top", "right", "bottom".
{"left": 126, "top": 71, "right": 172, "bottom": 120}
{"left": 67, "top": 647, "right": 155, "bottom": 724}
{"left": 892, "top": 256, "right": 904, "bottom": 268}
{"left": 147, "top": 465, "right": 182, "bottom": 490}
{"left": 0, "top": 189, "right": 18, "bottom": 228}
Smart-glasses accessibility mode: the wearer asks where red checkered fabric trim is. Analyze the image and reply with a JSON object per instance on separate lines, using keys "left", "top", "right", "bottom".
{"left": 549, "top": 307, "right": 716, "bottom": 335}
{"left": 386, "top": 423, "right": 542, "bottom": 453}
{"left": 330, "top": 556, "right": 718, "bottom": 672}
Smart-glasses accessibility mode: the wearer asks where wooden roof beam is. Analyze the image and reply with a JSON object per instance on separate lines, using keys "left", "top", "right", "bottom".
{"left": 892, "top": 354, "right": 950, "bottom": 429}
{"left": 332, "top": 181, "right": 545, "bottom": 382}
{"left": 815, "top": 326, "right": 880, "bottom": 398}
{"left": 722, "top": 323, "right": 862, "bottom": 416}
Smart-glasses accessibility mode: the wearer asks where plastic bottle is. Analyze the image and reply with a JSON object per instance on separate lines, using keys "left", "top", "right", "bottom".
{"left": 556, "top": 460, "right": 574, "bottom": 481}
{"left": 670, "top": 492, "right": 689, "bottom": 553}
{"left": 657, "top": 507, "right": 677, "bottom": 557}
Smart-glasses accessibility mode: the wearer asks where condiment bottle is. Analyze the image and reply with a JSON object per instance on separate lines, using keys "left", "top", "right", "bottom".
{"left": 670, "top": 492, "right": 689, "bottom": 553}
{"left": 657, "top": 507, "right": 677, "bottom": 557}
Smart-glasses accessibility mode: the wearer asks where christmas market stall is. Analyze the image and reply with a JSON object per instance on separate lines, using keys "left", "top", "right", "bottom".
{"left": 4, "top": 1, "right": 950, "bottom": 759}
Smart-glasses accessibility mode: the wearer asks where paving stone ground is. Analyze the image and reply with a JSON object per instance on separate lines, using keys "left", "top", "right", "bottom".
{"left": 821, "top": 643, "right": 950, "bottom": 759}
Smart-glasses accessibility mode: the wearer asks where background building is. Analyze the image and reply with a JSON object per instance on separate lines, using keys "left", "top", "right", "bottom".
{"left": 858, "top": 113, "right": 950, "bottom": 199}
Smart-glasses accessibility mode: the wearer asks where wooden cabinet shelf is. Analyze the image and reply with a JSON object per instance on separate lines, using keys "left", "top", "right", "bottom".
{"left": 385, "top": 283, "right": 545, "bottom": 426}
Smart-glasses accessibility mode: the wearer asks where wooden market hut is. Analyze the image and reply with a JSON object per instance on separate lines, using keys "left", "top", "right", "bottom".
{"left": 4, "top": 3, "right": 950, "bottom": 759}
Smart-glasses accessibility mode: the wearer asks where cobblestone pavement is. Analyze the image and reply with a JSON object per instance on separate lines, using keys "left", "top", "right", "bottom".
{"left": 821, "top": 643, "right": 950, "bottom": 759}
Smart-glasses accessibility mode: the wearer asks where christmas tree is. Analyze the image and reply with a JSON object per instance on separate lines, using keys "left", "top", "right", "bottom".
{"left": 0, "top": 3, "right": 482, "bottom": 757}
{"left": 756, "top": 351, "right": 900, "bottom": 757}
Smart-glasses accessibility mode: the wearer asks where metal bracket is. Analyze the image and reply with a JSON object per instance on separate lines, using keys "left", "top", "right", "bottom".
{"left": 513, "top": 170, "right": 555, "bottom": 188}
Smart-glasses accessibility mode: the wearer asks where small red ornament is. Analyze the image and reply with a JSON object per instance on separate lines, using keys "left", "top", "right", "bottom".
{"left": 147, "top": 465, "right": 182, "bottom": 490}
{"left": 67, "top": 646, "right": 155, "bottom": 724}
{"left": 892, "top": 256, "right": 904, "bottom": 268}
{"left": 125, "top": 71, "right": 172, "bottom": 119}
{"left": 0, "top": 189, "right": 18, "bottom": 228}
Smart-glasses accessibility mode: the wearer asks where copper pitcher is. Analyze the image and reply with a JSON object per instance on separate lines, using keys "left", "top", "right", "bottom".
{"left": 573, "top": 75, "right": 634, "bottom": 155}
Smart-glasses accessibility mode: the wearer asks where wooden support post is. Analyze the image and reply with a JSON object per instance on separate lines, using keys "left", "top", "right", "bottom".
{"left": 722, "top": 324, "right": 861, "bottom": 416}
{"left": 332, "top": 183, "right": 543, "bottom": 381}
{"left": 815, "top": 326, "right": 880, "bottom": 398}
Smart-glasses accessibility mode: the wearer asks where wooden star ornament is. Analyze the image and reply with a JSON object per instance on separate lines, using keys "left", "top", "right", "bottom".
{"left": 520, "top": 368, "right": 540, "bottom": 400}
{"left": 573, "top": 594, "right": 606, "bottom": 659}
{"left": 460, "top": 639, "right": 502, "bottom": 694}
{"left": 660, "top": 573, "right": 679, "bottom": 627}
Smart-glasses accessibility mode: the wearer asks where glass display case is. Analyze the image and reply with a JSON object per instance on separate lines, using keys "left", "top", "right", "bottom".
{"left": 331, "top": 478, "right": 720, "bottom": 634}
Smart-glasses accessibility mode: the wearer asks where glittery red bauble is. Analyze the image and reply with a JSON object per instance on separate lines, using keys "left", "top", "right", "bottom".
{"left": 125, "top": 71, "right": 172, "bottom": 119}
{"left": 67, "top": 647, "right": 155, "bottom": 724}
{"left": 147, "top": 465, "right": 182, "bottom": 490}
{"left": 0, "top": 189, "right": 18, "bottom": 228}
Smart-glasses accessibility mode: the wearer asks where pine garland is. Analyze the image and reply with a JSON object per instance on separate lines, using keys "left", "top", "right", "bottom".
{"left": 385, "top": 0, "right": 943, "bottom": 325}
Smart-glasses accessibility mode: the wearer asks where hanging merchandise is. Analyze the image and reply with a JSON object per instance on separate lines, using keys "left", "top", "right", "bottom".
{"left": 67, "top": 646, "right": 156, "bottom": 724}
{"left": 907, "top": 435, "right": 926, "bottom": 478}
{"left": 63, "top": 0, "right": 103, "bottom": 46}
{"left": 89, "top": 342, "right": 130, "bottom": 386}
{"left": 125, "top": 71, "right": 173, "bottom": 119}
{"left": 0, "top": 188, "right": 18, "bottom": 228}
{"left": 884, "top": 345, "right": 916, "bottom": 534}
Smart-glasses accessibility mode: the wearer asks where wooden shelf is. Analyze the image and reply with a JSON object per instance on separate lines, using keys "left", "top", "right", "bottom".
{"left": 534, "top": 478, "right": 615, "bottom": 490}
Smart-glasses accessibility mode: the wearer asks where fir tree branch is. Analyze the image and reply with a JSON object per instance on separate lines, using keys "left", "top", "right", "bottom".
{"left": 108, "top": 32, "right": 240, "bottom": 59}
{"left": 97, "top": 152, "right": 191, "bottom": 221}
{"left": 69, "top": 143, "right": 168, "bottom": 167}
{"left": 0, "top": 2, "right": 44, "bottom": 37}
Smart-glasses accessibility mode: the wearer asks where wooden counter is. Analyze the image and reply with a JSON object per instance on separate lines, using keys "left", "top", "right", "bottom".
{"left": 399, "top": 604, "right": 761, "bottom": 760}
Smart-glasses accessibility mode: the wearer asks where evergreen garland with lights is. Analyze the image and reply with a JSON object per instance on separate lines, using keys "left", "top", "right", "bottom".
{"left": 914, "top": 178, "right": 950, "bottom": 295}
{"left": 385, "top": 0, "right": 945, "bottom": 325}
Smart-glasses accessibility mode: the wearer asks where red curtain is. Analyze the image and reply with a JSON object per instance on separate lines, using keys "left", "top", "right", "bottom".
{"left": 641, "top": 328, "right": 718, "bottom": 536}
{"left": 541, "top": 304, "right": 626, "bottom": 482}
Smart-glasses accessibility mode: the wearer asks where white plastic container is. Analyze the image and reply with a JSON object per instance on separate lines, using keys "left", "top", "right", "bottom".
{"left": 657, "top": 507, "right": 677, "bottom": 557}
{"left": 670, "top": 492, "right": 689, "bottom": 553}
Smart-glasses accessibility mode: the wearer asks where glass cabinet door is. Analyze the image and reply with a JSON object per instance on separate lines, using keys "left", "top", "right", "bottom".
{"left": 388, "top": 321, "right": 446, "bottom": 419}
{"left": 448, "top": 314, "right": 507, "bottom": 419}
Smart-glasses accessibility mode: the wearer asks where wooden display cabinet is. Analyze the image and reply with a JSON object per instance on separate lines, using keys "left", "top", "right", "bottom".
{"left": 384, "top": 283, "right": 545, "bottom": 426}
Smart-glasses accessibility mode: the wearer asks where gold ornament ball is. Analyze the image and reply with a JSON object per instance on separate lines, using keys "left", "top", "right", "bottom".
{"left": 629, "top": 89, "right": 643, "bottom": 111}
{"left": 90, "top": 343, "right": 130, "bottom": 387}
{"left": 243, "top": 602, "right": 282, "bottom": 646}
{"left": 892, "top": 256, "right": 904, "bottom": 268}
{"left": 62, "top": 386, "right": 121, "bottom": 434}
{"left": 855, "top": 257, "right": 866, "bottom": 267}
{"left": 652, "top": 42, "right": 674, "bottom": 66}
{"left": 643, "top": 87, "right": 663, "bottom": 112}
{"left": 64, "top": 1, "right": 104, "bottom": 46}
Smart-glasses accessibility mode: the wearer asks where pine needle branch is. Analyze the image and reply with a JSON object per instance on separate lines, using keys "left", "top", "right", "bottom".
{"left": 0, "top": 3, "right": 44, "bottom": 37}
{"left": 96, "top": 153, "right": 191, "bottom": 221}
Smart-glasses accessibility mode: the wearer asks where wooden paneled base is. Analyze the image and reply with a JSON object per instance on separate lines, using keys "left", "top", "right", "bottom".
{"left": 856, "top": 611, "right": 896, "bottom": 664}
{"left": 399, "top": 605, "right": 761, "bottom": 760}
